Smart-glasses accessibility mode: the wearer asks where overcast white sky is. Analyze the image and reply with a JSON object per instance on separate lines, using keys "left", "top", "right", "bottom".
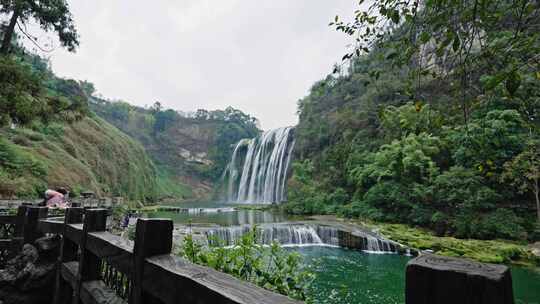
{"left": 41, "top": 1, "right": 357, "bottom": 130}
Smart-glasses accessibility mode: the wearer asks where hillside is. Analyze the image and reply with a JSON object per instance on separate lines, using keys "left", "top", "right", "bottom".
{"left": 0, "top": 114, "right": 157, "bottom": 201}
{"left": 91, "top": 99, "right": 259, "bottom": 201}
{"left": 287, "top": 48, "right": 540, "bottom": 241}
{"left": 0, "top": 42, "right": 260, "bottom": 202}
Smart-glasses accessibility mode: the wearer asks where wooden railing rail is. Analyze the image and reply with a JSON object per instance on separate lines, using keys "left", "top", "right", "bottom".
{"left": 38, "top": 207, "right": 300, "bottom": 304}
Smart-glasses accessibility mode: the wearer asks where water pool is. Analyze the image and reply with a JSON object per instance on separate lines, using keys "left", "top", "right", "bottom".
{"left": 298, "top": 246, "right": 540, "bottom": 304}
{"left": 146, "top": 207, "right": 540, "bottom": 304}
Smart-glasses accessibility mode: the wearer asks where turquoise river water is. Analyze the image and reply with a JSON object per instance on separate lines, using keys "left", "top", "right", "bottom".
{"left": 147, "top": 205, "right": 540, "bottom": 304}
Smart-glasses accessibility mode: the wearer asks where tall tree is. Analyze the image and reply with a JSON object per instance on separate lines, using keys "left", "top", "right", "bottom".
{"left": 502, "top": 140, "right": 540, "bottom": 221}
{"left": 0, "top": 0, "right": 79, "bottom": 54}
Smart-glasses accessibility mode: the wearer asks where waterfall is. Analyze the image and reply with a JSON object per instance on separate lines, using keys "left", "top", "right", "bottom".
{"left": 364, "top": 236, "right": 395, "bottom": 253}
{"left": 206, "top": 224, "right": 397, "bottom": 253}
{"left": 226, "top": 139, "right": 250, "bottom": 202}
{"left": 224, "top": 127, "right": 295, "bottom": 204}
{"left": 207, "top": 224, "right": 331, "bottom": 247}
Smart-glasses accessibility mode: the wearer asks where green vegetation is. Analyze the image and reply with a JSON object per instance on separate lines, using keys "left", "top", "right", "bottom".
{"left": 371, "top": 222, "right": 540, "bottom": 266}
{"left": 0, "top": 115, "right": 158, "bottom": 201}
{"left": 0, "top": 0, "right": 79, "bottom": 55}
{"left": 0, "top": 4, "right": 156, "bottom": 201}
{"left": 155, "top": 166, "right": 193, "bottom": 200}
{"left": 1, "top": 3, "right": 258, "bottom": 202}
{"left": 178, "top": 227, "right": 313, "bottom": 301}
{"left": 0, "top": 39, "right": 157, "bottom": 201}
{"left": 234, "top": 204, "right": 275, "bottom": 211}
{"left": 1, "top": 0, "right": 85, "bottom": 128}
{"left": 93, "top": 99, "right": 259, "bottom": 200}
{"left": 286, "top": 0, "right": 540, "bottom": 243}
{"left": 0, "top": 54, "right": 88, "bottom": 127}
{"left": 0, "top": 60, "right": 162, "bottom": 202}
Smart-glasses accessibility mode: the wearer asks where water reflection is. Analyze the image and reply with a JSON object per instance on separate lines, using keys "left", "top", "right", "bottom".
{"left": 145, "top": 208, "right": 294, "bottom": 226}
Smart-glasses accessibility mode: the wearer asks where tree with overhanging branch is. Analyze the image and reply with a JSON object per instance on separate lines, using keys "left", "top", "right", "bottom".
{"left": 332, "top": 0, "right": 540, "bottom": 123}
{"left": 0, "top": 0, "right": 79, "bottom": 54}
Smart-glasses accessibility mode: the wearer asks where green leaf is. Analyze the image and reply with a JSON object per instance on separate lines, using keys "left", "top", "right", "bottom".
{"left": 505, "top": 71, "right": 521, "bottom": 96}
{"left": 391, "top": 10, "right": 400, "bottom": 24}
{"left": 385, "top": 50, "right": 398, "bottom": 60}
{"left": 419, "top": 32, "right": 431, "bottom": 43}
{"left": 480, "top": 73, "right": 505, "bottom": 90}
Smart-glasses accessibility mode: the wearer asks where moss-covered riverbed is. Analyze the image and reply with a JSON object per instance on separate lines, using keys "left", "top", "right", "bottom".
{"left": 370, "top": 222, "right": 540, "bottom": 266}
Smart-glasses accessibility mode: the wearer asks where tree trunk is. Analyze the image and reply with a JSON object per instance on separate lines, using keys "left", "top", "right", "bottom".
{"left": 0, "top": 7, "right": 21, "bottom": 55}
{"left": 535, "top": 178, "right": 540, "bottom": 222}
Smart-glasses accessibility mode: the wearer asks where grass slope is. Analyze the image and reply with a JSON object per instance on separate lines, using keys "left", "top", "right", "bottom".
{"left": 0, "top": 114, "right": 158, "bottom": 202}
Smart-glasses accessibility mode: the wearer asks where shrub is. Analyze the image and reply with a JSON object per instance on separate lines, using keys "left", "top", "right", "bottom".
{"left": 338, "top": 200, "right": 384, "bottom": 220}
{"left": 434, "top": 166, "right": 499, "bottom": 210}
{"left": 0, "top": 137, "right": 46, "bottom": 177}
{"left": 453, "top": 209, "right": 526, "bottom": 240}
{"left": 430, "top": 211, "right": 450, "bottom": 236}
{"left": 178, "top": 227, "right": 313, "bottom": 301}
{"left": 477, "top": 209, "right": 526, "bottom": 240}
{"left": 12, "top": 135, "right": 32, "bottom": 147}
{"left": 362, "top": 181, "right": 414, "bottom": 222}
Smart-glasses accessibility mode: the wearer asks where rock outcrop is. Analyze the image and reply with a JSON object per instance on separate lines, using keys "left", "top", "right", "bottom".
{"left": 0, "top": 236, "right": 60, "bottom": 304}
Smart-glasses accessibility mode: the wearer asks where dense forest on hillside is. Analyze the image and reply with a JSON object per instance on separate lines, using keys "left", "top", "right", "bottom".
{"left": 286, "top": 0, "right": 540, "bottom": 241}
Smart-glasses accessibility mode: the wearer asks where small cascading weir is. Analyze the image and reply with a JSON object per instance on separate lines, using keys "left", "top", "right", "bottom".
{"left": 206, "top": 224, "right": 397, "bottom": 253}
{"left": 316, "top": 226, "right": 340, "bottom": 246}
{"left": 207, "top": 225, "right": 326, "bottom": 247}
{"left": 224, "top": 127, "right": 295, "bottom": 204}
{"left": 364, "top": 236, "right": 395, "bottom": 253}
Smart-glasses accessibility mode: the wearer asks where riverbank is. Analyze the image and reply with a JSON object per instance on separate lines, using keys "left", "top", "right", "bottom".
{"left": 112, "top": 202, "right": 540, "bottom": 267}
{"left": 141, "top": 204, "right": 540, "bottom": 303}
{"left": 308, "top": 215, "right": 539, "bottom": 267}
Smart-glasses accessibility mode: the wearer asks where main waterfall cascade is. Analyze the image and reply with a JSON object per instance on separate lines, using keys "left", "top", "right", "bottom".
{"left": 224, "top": 127, "right": 295, "bottom": 204}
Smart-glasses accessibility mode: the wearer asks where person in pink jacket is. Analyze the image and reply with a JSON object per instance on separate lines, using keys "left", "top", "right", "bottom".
{"left": 42, "top": 188, "right": 70, "bottom": 208}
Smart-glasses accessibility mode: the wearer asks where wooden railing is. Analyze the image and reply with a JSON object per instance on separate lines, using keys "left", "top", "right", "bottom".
{"left": 0, "top": 210, "right": 22, "bottom": 268}
{"left": 0, "top": 204, "right": 106, "bottom": 263}
{"left": 27, "top": 207, "right": 300, "bottom": 304}
{"left": 0, "top": 205, "right": 515, "bottom": 304}
{"left": 0, "top": 205, "right": 49, "bottom": 267}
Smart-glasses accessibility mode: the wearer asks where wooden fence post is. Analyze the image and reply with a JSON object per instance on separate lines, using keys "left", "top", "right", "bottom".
{"left": 73, "top": 209, "right": 107, "bottom": 304}
{"left": 10, "top": 205, "right": 28, "bottom": 254}
{"left": 131, "top": 218, "right": 173, "bottom": 304}
{"left": 23, "top": 206, "right": 48, "bottom": 244}
{"left": 13, "top": 205, "right": 27, "bottom": 238}
{"left": 53, "top": 207, "right": 84, "bottom": 304}
{"left": 406, "top": 254, "right": 514, "bottom": 304}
